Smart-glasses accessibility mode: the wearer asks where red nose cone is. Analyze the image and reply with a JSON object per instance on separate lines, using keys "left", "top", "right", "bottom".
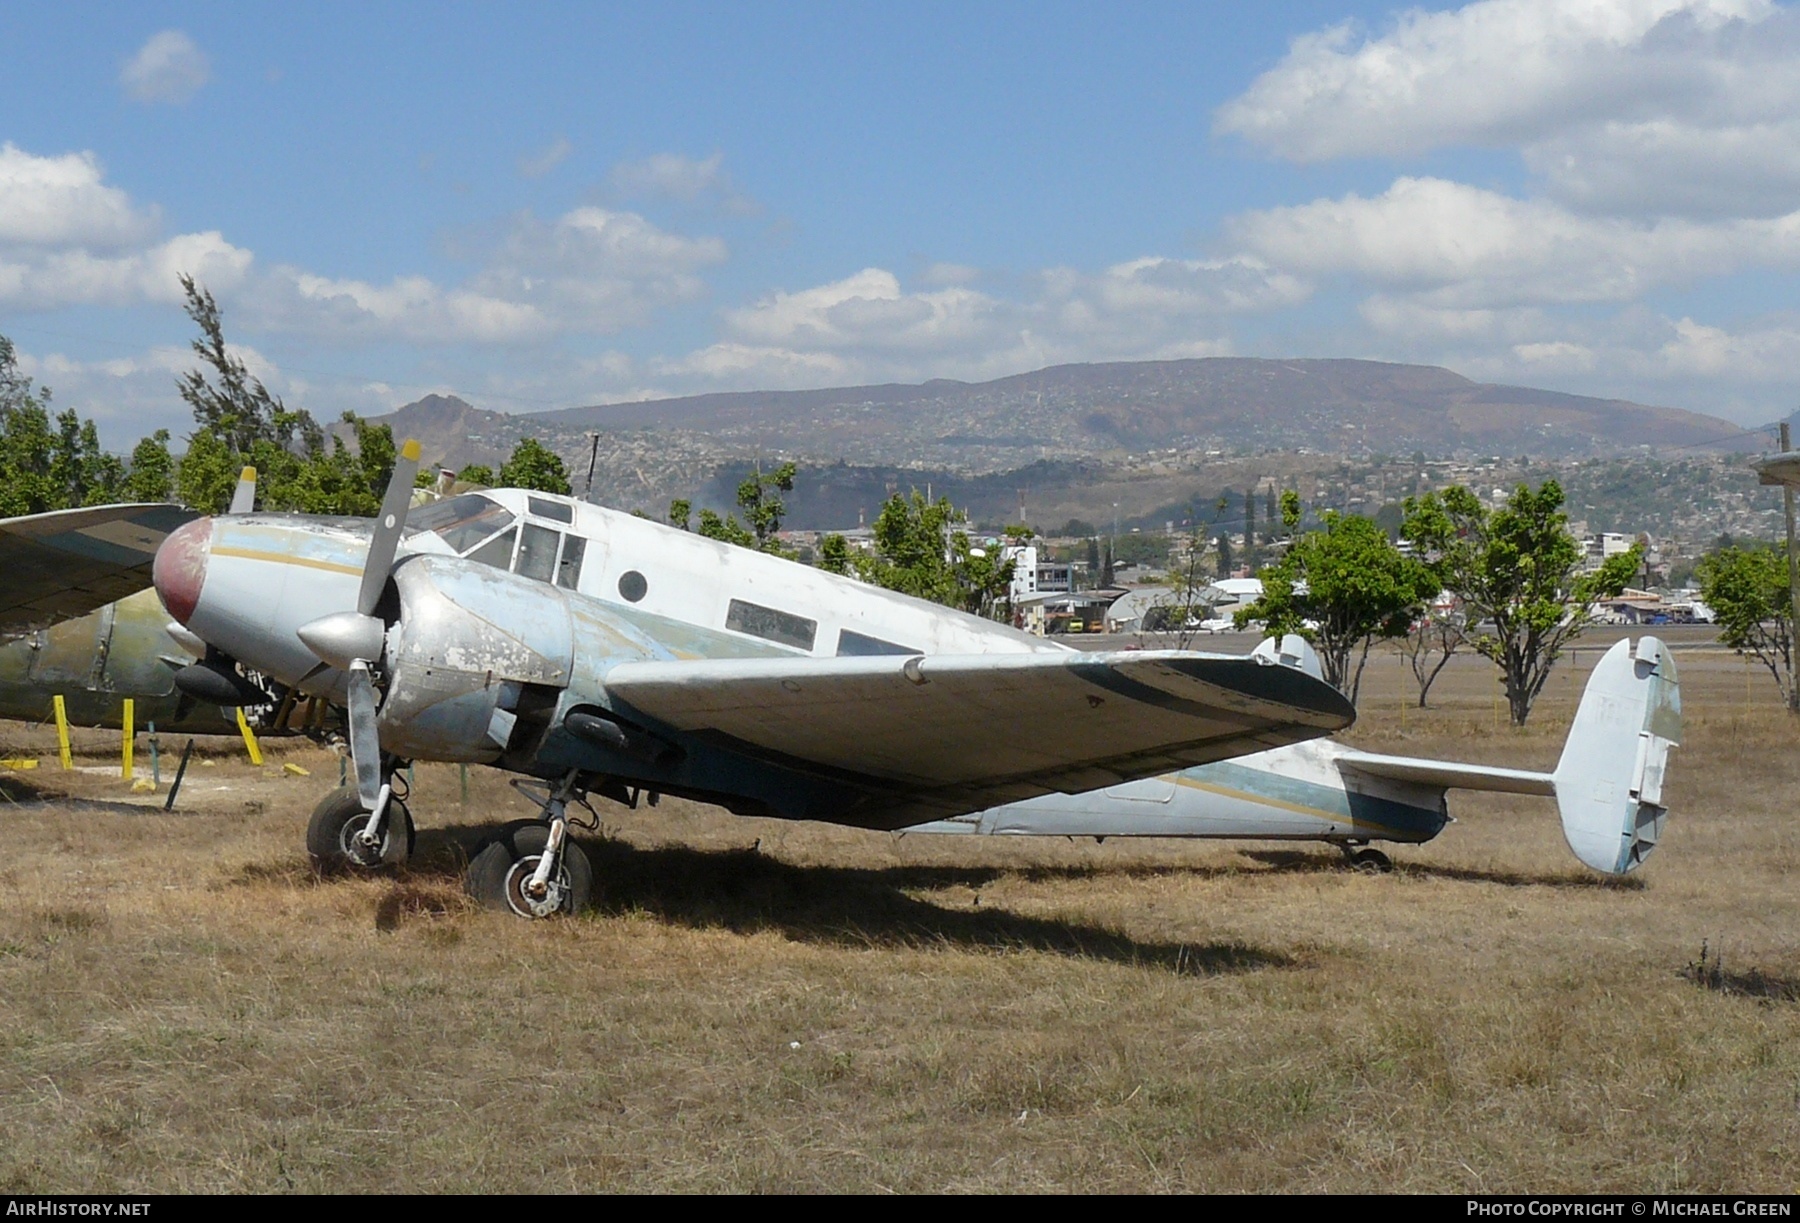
{"left": 154, "top": 516, "right": 213, "bottom": 626}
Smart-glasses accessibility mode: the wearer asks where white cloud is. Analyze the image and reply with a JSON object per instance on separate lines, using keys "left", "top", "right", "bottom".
{"left": 609, "top": 152, "right": 757, "bottom": 213}
{"left": 517, "top": 135, "right": 572, "bottom": 179}
{"left": 0, "top": 231, "right": 253, "bottom": 312}
{"left": 120, "top": 31, "right": 211, "bottom": 105}
{"left": 242, "top": 205, "right": 727, "bottom": 342}
{"left": 1216, "top": 0, "right": 1773, "bottom": 161}
{"left": 248, "top": 269, "right": 550, "bottom": 345}
{"left": 1228, "top": 176, "right": 1800, "bottom": 307}
{"left": 0, "top": 144, "right": 156, "bottom": 247}
{"left": 658, "top": 256, "right": 1288, "bottom": 390}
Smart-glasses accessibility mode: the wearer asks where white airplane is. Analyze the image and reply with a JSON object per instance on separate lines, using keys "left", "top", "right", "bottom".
{"left": 906, "top": 635, "right": 1679, "bottom": 876}
{"left": 150, "top": 442, "right": 1360, "bottom": 917}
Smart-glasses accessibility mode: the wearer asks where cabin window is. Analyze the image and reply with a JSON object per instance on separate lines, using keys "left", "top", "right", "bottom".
{"left": 557, "top": 535, "right": 587, "bottom": 590}
{"left": 726, "top": 599, "right": 816, "bottom": 651}
{"left": 516, "top": 523, "right": 560, "bottom": 583}
{"left": 836, "top": 629, "right": 917, "bottom": 657}
{"left": 528, "top": 496, "right": 573, "bottom": 523}
{"left": 467, "top": 526, "right": 517, "bottom": 570}
{"left": 616, "top": 569, "right": 646, "bottom": 602}
{"left": 411, "top": 494, "right": 517, "bottom": 554}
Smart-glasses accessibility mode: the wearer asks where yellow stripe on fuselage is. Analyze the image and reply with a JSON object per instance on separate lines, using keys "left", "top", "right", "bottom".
{"left": 1173, "top": 774, "right": 1343, "bottom": 824}
{"left": 211, "top": 546, "right": 364, "bottom": 576}
{"left": 1172, "top": 773, "right": 1409, "bottom": 835}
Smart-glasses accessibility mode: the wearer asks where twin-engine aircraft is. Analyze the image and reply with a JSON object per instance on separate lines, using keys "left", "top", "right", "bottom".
{"left": 0, "top": 454, "right": 1678, "bottom": 913}
{"left": 912, "top": 635, "right": 1680, "bottom": 877}
{"left": 151, "top": 441, "right": 1365, "bottom": 916}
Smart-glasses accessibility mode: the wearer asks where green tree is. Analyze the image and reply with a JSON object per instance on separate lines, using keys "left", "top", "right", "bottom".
{"left": 172, "top": 277, "right": 409, "bottom": 516}
{"left": 853, "top": 490, "right": 1014, "bottom": 619}
{"left": 0, "top": 336, "right": 148, "bottom": 513}
{"left": 734, "top": 462, "right": 795, "bottom": 550}
{"left": 668, "top": 463, "right": 798, "bottom": 556}
{"left": 1697, "top": 544, "right": 1798, "bottom": 711}
{"left": 498, "top": 438, "right": 572, "bottom": 494}
{"left": 175, "top": 275, "right": 320, "bottom": 457}
{"left": 123, "top": 430, "right": 175, "bottom": 503}
{"left": 1404, "top": 481, "right": 1640, "bottom": 725}
{"left": 455, "top": 463, "right": 495, "bottom": 487}
{"left": 1238, "top": 496, "right": 1439, "bottom": 703}
{"left": 817, "top": 532, "right": 852, "bottom": 576}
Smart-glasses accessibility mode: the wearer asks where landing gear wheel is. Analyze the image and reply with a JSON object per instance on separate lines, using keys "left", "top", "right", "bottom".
{"left": 306, "top": 785, "right": 415, "bottom": 873}
{"left": 1349, "top": 847, "right": 1393, "bottom": 874}
{"left": 466, "top": 820, "right": 593, "bottom": 919}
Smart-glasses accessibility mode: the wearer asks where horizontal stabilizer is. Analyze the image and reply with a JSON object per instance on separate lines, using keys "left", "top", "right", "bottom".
{"left": 1335, "top": 751, "right": 1554, "bottom": 797}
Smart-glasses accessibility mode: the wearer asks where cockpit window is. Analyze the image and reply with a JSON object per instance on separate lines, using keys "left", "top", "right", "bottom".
{"left": 467, "top": 526, "right": 517, "bottom": 570}
{"left": 516, "top": 523, "right": 560, "bottom": 583}
{"left": 410, "top": 493, "right": 518, "bottom": 555}
{"left": 528, "top": 496, "right": 573, "bottom": 523}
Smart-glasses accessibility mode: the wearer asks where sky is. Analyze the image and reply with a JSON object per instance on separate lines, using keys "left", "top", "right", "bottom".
{"left": 3, "top": 0, "right": 1799, "bottom": 447}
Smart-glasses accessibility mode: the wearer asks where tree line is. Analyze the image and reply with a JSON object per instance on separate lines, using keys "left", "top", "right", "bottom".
{"left": 0, "top": 277, "right": 573, "bottom": 520}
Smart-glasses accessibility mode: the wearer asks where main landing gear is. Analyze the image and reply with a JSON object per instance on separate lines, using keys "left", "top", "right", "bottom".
{"left": 1339, "top": 842, "right": 1394, "bottom": 873}
{"left": 306, "top": 764, "right": 600, "bottom": 919}
{"left": 465, "top": 772, "right": 595, "bottom": 919}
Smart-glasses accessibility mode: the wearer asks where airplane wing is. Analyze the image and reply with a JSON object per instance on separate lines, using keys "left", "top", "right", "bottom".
{"left": 0, "top": 503, "right": 198, "bottom": 634}
{"left": 1333, "top": 751, "right": 1556, "bottom": 797}
{"left": 601, "top": 649, "right": 1357, "bottom": 827}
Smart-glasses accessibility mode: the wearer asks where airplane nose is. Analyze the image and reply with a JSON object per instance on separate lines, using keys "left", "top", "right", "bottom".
{"left": 154, "top": 516, "right": 213, "bottom": 626}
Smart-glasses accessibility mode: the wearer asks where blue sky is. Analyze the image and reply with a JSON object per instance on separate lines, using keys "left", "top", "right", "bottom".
{"left": 2, "top": 1, "right": 1798, "bottom": 445}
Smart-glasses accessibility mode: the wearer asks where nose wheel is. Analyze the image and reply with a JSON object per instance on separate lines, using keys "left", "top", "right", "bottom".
{"left": 467, "top": 820, "right": 593, "bottom": 918}
{"left": 306, "top": 784, "right": 415, "bottom": 872}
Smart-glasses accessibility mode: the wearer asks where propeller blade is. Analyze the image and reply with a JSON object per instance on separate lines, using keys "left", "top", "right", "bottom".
{"left": 346, "top": 659, "right": 383, "bottom": 810}
{"left": 356, "top": 438, "right": 422, "bottom": 618}
{"left": 228, "top": 466, "right": 257, "bottom": 514}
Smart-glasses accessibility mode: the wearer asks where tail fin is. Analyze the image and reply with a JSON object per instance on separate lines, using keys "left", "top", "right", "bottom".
{"left": 1553, "top": 636, "right": 1681, "bottom": 874}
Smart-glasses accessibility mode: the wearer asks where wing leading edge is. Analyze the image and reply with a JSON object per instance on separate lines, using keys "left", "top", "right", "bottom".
{"left": 0, "top": 503, "right": 199, "bottom": 635}
{"left": 601, "top": 648, "right": 1358, "bottom": 827}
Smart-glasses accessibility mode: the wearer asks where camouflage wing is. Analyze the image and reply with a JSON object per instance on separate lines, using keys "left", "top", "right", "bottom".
{"left": 0, "top": 503, "right": 198, "bottom": 634}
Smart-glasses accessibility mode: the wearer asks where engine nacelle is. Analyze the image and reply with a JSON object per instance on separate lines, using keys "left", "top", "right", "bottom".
{"left": 378, "top": 555, "right": 583, "bottom": 763}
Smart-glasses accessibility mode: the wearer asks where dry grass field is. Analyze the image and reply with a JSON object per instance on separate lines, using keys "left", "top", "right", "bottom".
{"left": 2, "top": 631, "right": 1798, "bottom": 1193}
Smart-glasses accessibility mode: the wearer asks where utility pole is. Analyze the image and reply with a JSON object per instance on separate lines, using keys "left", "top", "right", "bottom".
{"left": 1784, "top": 422, "right": 1800, "bottom": 651}
{"left": 583, "top": 432, "right": 600, "bottom": 501}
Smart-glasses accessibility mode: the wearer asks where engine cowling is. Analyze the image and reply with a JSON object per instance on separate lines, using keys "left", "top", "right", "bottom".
{"left": 376, "top": 555, "right": 580, "bottom": 763}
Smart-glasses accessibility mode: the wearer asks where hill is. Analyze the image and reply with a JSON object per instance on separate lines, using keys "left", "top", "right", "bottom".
{"left": 539, "top": 358, "right": 1746, "bottom": 466}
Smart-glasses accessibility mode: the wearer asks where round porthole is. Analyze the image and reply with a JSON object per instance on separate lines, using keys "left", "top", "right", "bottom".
{"left": 617, "top": 570, "right": 648, "bottom": 602}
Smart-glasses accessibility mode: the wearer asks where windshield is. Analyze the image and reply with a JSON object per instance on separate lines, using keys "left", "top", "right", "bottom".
{"left": 407, "top": 493, "right": 518, "bottom": 554}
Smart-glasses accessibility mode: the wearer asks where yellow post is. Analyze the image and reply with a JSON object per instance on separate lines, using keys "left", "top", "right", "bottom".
{"left": 52, "top": 694, "right": 72, "bottom": 770}
{"left": 235, "top": 707, "right": 264, "bottom": 766}
{"left": 121, "top": 698, "right": 134, "bottom": 780}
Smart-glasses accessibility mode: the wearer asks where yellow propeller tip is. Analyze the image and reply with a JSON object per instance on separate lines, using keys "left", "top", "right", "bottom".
{"left": 239, "top": 466, "right": 256, "bottom": 481}
{"left": 401, "top": 439, "right": 422, "bottom": 461}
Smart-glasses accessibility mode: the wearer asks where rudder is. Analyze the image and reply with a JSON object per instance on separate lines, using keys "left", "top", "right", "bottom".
{"left": 1553, "top": 636, "right": 1681, "bottom": 874}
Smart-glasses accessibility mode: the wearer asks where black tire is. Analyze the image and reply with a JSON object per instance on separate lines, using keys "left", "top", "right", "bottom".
{"left": 466, "top": 820, "right": 593, "bottom": 918}
{"left": 1350, "top": 847, "right": 1393, "bottom": 874}
{"left": 306, "top": 785, "right": 415, "bottom": 873}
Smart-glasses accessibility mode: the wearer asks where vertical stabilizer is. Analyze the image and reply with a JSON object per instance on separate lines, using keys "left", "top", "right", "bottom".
{"left": 1553, "top": 636, "right": 1681, "bottom": 874}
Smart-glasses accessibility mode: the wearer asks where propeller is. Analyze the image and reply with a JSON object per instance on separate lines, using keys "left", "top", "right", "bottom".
{"left": 295, "top": 439, "right": 422, "bottom": 814}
